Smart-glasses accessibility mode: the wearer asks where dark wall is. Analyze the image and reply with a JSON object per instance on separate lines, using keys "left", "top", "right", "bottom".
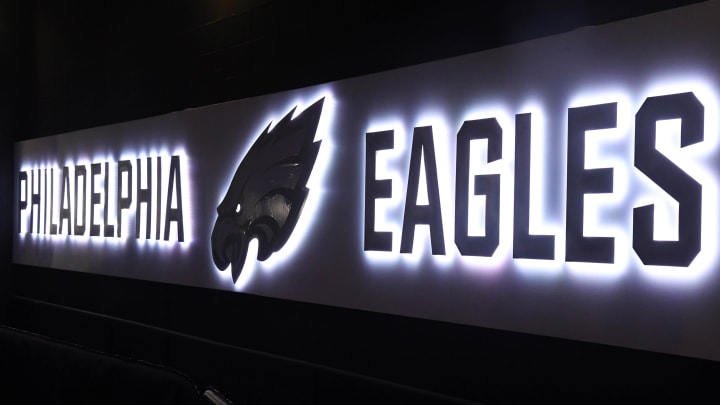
{"left": 4, "top": 1, "right": 719, "bottom": 404}
{"left": 0, "top": 1, "right": 33, "bottom": 320}
{"left": 22, "top": 0, "right": 710, "bottom": 137}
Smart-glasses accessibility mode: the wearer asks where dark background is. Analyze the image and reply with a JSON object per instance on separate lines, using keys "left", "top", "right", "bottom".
{"left": 1, "top": 1, "right": 718, "bottom": 403}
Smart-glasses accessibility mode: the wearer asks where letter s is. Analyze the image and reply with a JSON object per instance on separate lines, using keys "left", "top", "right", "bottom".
{"left": 633, "top": 92, "right": 703, "bottom": 267}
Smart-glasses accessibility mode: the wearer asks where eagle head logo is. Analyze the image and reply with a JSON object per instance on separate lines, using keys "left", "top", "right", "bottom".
{"left": 211, "top": 98, "right": 324, "bottom": 282}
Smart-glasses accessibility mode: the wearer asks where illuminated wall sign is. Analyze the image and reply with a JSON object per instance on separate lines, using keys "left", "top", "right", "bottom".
{"left": 14, "top": 2, "right": 720, "bottom": 362}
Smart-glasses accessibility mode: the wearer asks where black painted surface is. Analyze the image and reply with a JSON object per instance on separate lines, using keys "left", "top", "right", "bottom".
{"left": 3, "top": 0, "right": 719, "bottom": 403}
{"left": 0, "top": 325, "right": 201, "bottom": 404}
{"left": 0, "top": 1, "right": 33, "bottom": 321}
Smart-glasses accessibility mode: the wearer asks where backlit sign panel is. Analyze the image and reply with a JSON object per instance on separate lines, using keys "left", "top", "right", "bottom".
{"left": 14, "top": 1, "right": 720, "bottom": 361}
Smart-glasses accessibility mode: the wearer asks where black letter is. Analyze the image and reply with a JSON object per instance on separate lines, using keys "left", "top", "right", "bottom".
{"left": 156, "top": 156, "right": 162, "bottom": 240}
{"left": 44, "top": 168, "right": 48, "bottom": 233}
{"left": 513, "top": 113, "right": 555, "bottom": 259}
{"left": 455, "top": 118, "right": 501, "bottom": 256}
{"left": 633, "top": 92, "right": 703, "bottom": 266}
{"left": 163, "top": 155, "right": 184, "bottom": 241}
{"left": 400, "top": 126, "right": 445, "bottom": 255}
{"left": 90, "top": 163, "right": 102, "bottom": 236}
{"left": 30, "top": 169, "right": 41, "bottom": 233}
{"left": 364, "top": 130, "right": 394, "bottom": 251}
{"left": 116, "top": 160, "right": 132, "bottom": 238}
{"left": 103, "top": 162, "right": 115, "bottom": 237}
{"left": 566, "top": 103, "right": 616, "bottom": 263}
{"left": 59, "top": 166, "right": 71, "bottom": 235}
{"left": 18, "top": 171, "right": 27, "bottom": 233}
{"left": 74, "top": 165, "right": 87, "bottom": 236}
{"left": 136, "top": 157, "right": 152, "bottom": 239}
{"left": 49, "top": 168, "right": 58, "bottom": 235}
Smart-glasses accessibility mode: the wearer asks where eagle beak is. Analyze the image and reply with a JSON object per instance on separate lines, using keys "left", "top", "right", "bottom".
{"left": 211, "top": 216, "right": 249, "bottom": 282}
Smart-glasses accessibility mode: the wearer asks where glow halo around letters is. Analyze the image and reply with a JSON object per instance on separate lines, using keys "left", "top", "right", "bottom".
{"left": 633, "top": 76, "right": 720, "bottom": 285}
{"left": 19, "top": 148, "right": 192, "bottom": 252}
{"left": 362, "top": 80, "right": 719, "bottom": 285}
